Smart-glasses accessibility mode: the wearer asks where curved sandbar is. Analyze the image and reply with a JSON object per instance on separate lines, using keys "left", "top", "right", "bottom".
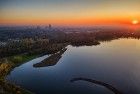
{"left": 70, "top": 77, "right": 123, "bottom": 94}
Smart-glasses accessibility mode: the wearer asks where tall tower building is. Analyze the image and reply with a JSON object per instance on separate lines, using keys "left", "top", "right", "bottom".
{"left": 49, "top": 24, "right": 52, "bottom": 30}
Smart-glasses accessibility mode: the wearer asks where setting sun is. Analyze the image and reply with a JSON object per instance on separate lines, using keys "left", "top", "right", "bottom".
{"left": 132, "top": 20, "right": 139, "bottom": 25}
{"left": 1, "top": 1, "right": 140, "bottom": 94}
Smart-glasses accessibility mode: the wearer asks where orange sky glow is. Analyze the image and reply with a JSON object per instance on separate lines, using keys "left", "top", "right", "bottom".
{"left": 0, "top": 0, "right": 140, "bottom": 26}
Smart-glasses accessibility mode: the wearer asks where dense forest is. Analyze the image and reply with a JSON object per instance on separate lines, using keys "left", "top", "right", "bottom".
{"left": 0, "top": 27, "right": 140, "bottom": 58}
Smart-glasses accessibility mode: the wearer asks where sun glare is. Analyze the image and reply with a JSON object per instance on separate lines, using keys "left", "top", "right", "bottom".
{"left": 132, "top": 20, "right": 139, "bottom": 25}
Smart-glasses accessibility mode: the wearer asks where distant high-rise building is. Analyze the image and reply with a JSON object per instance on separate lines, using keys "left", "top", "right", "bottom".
{"left": 36, "top": 26, "right": 41, "bottom": 30}
{"left": 49, "top": 24, "right": 52, "bottom": 30}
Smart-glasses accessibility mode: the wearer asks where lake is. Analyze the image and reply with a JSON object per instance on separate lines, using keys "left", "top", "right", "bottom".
{"left": 6, "top": 38, "right": 140, "bottom": 94}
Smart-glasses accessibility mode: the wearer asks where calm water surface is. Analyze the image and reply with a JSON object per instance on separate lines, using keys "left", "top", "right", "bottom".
{"left": 6, "top": 38, "right": 140, "bottom": 94}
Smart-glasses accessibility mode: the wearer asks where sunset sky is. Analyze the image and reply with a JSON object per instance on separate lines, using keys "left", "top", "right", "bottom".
{"left": 0, "top": 0, "right": 140, "bottom": 26}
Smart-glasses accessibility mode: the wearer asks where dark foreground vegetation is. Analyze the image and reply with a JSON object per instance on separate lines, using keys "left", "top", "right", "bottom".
{"left": 0, "top": 26, "right": 140, "bottom": 94}
{"left": 0, "top": 56, "right": 36, "bottom": 94}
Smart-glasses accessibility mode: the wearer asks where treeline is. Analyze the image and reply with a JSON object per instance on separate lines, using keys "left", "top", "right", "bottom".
{"left": 50, "top": 29, "right": 140, "bottom": 45}
{"left": 1, "top": 28, "right": 140, "bottom": 58}
{"left": 0, "top": 38, "right": 67, "bottom": 58}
